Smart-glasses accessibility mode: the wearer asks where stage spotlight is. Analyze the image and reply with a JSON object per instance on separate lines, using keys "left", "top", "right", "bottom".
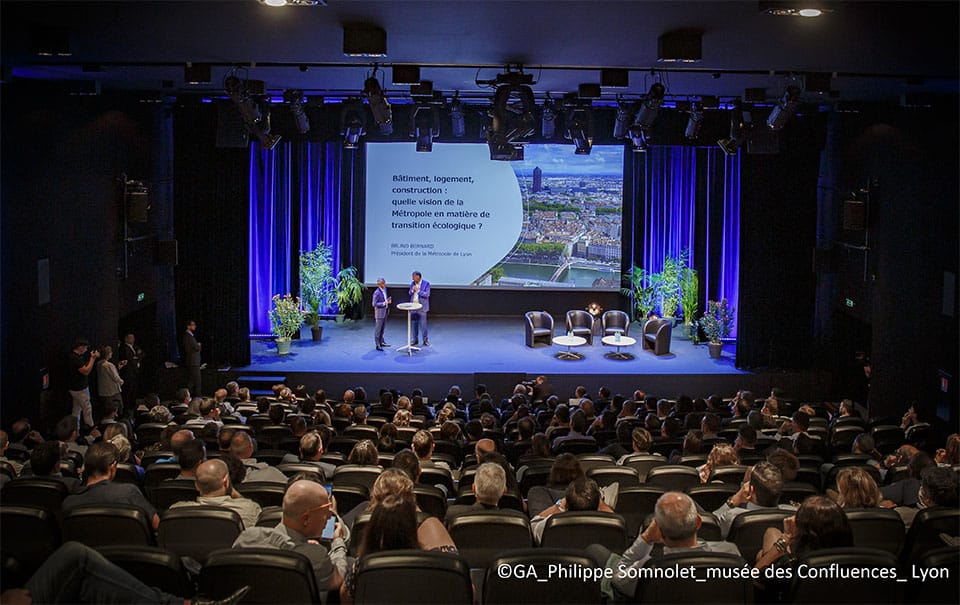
{"left": 411, "top": 105, "right": 440, "bottom": 152}
{"left": 586, "top": 302, "right": 603, "bottom": 317}
{"left": 684, "top": 102, "right": 704, "bottom": 139}
{"left": 766, "top": 85, "right": 801, "bottom": 131}
{"left": 340, "top": 102, "right": 366, "bottom": 149}
{"left": 628, "top": 125, "right": 648, "bottom": 152}
{"left": 363, "top": 72, "right": 393, "bottom": 135}
{"left": 541, "top": 99, "right": 557, "bottom": 140}
{"left": 449, "top": 97, "right": 465, "bottom": 138}
{"left": 225, "top": 75, "right": 281, "bottom": 149}
{"left": 613, "top": 101, "right": 634, "bottom": 140}
{"left": 634, "top": 82, "right": 666, "bottom": 129}
{"left": 284, "top": 89, "right": 310, "bottom": 134}
{"left": 487, "top": 78, "right": 537, "bottom": 161}
{"left": 565, "top": 107, "right": 593, "bottom": 155}
{"left": 718, "top": 103, "right": 752, "bottom": 156}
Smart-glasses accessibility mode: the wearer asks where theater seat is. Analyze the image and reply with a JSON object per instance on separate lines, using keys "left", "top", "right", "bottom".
{"left": 900, "top": 507, "right": 960, "bottom": 565}
{"left": 619, "top": 454, "right": 667, "bottom": 481}
{"left": 726, "top": 510, "right": 792, "bottom": 563}
{"left": 447, "top": 510, "right": 533, "bottom": 569}
{"left": 0, "top": 505, "right": 61, "bottom": 575}
{"left": 541, "top": 511, "right": 628, "bottom": 553}
{"left": 0, "top": 477, "right": 69, "bottom": 522}
{"left": 235, "top": 482, "right": 285, "bottom": 508}
{"left": 413, "top": 484, "right": 448, "bottom": 520}
{"left": 333, "top": 464, "right": 383, "bottom": 492}
{"left": 484, "top": 548, "right": 602, "bottom": 604}
{"left": 587, "top": 466, "right": 640, "bottom": 490}
{"left": 601, "top": 310, "right": 630, "bottom": 337}
{"left": 354, "top": 549, "right": 473, "bottom": 605}
{"left": 149, "top": 480, "right": 199, "bottom": 511}
{"left": 614, "top": 487, "right": 665, "bottom": 540}
{"left": 525, "top": 311, "right": 554, "bottom": 348}
{"left": 565, "top": 310, "right": 595, "bottom": 345}
{"left": 907, "top": 547, "right": 959, "bottom": 605}
{"left": 789, "top": 548, "right": 900, "bottom": 604}
{"left": 641, "top": 318, "right": 672, "bottom": 356}
{"left": 99, "top": 546, "right": 193, "bottom": 598}
{"left": 633, "top": 552, "right": 751, "bottom": 604}
{"left": 686, "top": 484, "right": 739, "bottom": 513}
{"left": 845, "top": 507, "right": 905, "bottom": 555}
{"left": 332, "top": 484, "right": 369, "bottom": 518}
{"left": 158, "top": 506, "right": 244, "bottom": 564}
{"left": 62, "top": 504, "right": 155, "bottom": 548}
{"left": 200, "top": 548, "right": 322, "bottom": 604}
{"left": 646, "top": 465, "right": 700, "bottom": 490}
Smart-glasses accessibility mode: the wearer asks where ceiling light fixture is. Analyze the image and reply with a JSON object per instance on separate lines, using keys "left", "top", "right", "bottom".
{"left": 684, "top": 102, "right": 704, "bottom": 140}
{"left": 541, "top": 98, "right": 557, "bottom": 140}
{"left": 613, "top": 100, "right": 634, "bottom": 140}
{"left": 225, "top": 75, "right": 281, "bottom": 149}
{"left": 564, "top": 97, "right": 593, "bottom": 156}
{"left": 487, "top": 71, "right": 537, "bottom": 161}
{"left": 718, "top": 101, "right": 752, "bottom": 156}
{"left": 766, "top": 85, "right": 801, "bottom": 131}
{"left": 363, "top": 68, "right": 393, "bottom": 135}
{"left": 340, "top": 101, "right": 366, "bottom": 149}
{"left": 449, "top": 96, "right": 466, "bottom": 138}
{"left": 635, "top": 82, "right": 666, "bottom": 130}
{"left": 284, "top": 89, "right": 310, "bottom": 134}
{"left": 411, "top": 105, "right": 440, "bottom": 152}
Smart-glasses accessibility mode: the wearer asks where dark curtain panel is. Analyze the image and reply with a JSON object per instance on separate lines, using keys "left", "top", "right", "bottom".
{"left": 248, "top": 141, "right": 364, "bottom": 335}
{"left": 736, "top": 134, "right": 822, "bottom": 370}
{"left": 173, "top": 104, "right": 251, "bottom": 367}
{"left": 632, "top": 146, "right": 741, "bottom": 334}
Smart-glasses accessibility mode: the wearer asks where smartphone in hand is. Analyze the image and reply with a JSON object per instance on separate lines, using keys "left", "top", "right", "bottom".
{"left": 321, "top": 515, "right": 336, "bottom": 540}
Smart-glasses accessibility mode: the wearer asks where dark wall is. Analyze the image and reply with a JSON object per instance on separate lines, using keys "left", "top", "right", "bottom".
{"left": 834, "top": 106, "right": 959, "bottom": 419}
{"left": 1, "top": 85, "right": 173, "bottom": 425}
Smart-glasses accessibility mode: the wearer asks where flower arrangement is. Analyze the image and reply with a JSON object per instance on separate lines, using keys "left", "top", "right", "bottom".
{"left": 269, "top": 293, "right": 303, "bottom": 340}
{"left": 699, "top": 298, "right": 735, "bottom": 344}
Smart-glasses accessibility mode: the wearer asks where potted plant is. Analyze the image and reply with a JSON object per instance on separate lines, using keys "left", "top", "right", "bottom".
{"left": 269, "top": 293, "right": 303, "bottom": 355}
{"left": 700, "top": 298, "right": 735, "bottom": 359}
{"left": 622, "top": 266, "right": 657, "bottom": 322}
{"left": 299, "top": 243, "right": 336, "bottom": 341}
{"left": 657, "top": 250, "right": 686, "bottom": 322}
{"left": 334, "top": 266, "right": 364, "bottom": 322}
{"left": 680, "top": 256, "right": 699, "bottom": 339}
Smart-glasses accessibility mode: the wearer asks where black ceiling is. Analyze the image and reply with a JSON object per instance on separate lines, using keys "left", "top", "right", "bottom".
{"left": 2, "top": 0, "right": 958, "bottom": 104}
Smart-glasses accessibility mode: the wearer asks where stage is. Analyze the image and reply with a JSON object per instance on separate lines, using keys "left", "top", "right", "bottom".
{"left": 217, "top": 317, "right": 829, "bottom": 401}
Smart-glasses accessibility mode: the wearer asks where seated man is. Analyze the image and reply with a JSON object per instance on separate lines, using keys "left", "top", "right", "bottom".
{"left": 230, "top": 431, "right": 287, "bottom": 484}
{"left": 617, "top": 427, "right": 662, "bottom": 464}
{"left": 412, "top": 430, "right": 451, "bottom": 471}
{"left": 170, "top": 439, "right": 206, "bottom": 481}
{"left": 602, "top": 491, "right": 741, "bottom": 600}
{"left": 56, "top": 415, "right": 99, "bottom": 457}
{"left": 170, "top": 459, "right": 261, "bottom": 529}
{"left": 712, "top": 461, "right": 793, "bottom": 539}
{"left": 29, "top": 441, "right": 81, "bottom": 493}
{"left": 530, "top": 477, "right": 614, "bottom": 544}
{"left": 184, "top": 398, "right": 223, "bottom": 432}
{"left": 63, "top": 441, "right": 160, "bottom": 529}
{"left": 444, "top": 462, "right": 509, "bottom": 524}
{"left": 552, "top": 410, "right": 596, "bottom": 452}
{"left": 893, "top": 465, "right": 960, "bottom": 527}
{"left": 281, "top": 431, "right": 337, "bottom": 480}
{"left": 233, "top": 479, "right": 347, "bottom": 592}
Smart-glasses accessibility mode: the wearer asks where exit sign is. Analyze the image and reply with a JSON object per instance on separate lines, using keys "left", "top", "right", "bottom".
{"left": 845, "top": 298, "right": 855, "bottom": 308}
{"left": 137, "top": 292, "right": 145, "bottom": 302}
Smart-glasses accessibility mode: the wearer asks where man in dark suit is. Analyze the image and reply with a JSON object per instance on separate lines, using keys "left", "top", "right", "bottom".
{"left": 372, "top": 278, "right": 391, "bottom": 351}
{"left": 408, "top": 270, "right": 430, "bottom": 346}
{"left": 180, "top": 320, "right": 202, "bottom": 395}
{"left": 117, "top": 333, "right": 142, "bottom": 411}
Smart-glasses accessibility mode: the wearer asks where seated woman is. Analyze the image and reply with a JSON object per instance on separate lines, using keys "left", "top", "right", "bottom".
{"left": 699, "top": 442, "right": 741, "bottom": 483}
{"left": 755, "top": 495, "right": 853, "bottom": 570}
{"left": 526, "top": 453, "right": 584, "bottom": 518}
{"left": 340, "top": 470, "right": 457, "bottom": 605}
{"left": 830, "top": 466, "right": 882, "bottom": 509}
{"left": 347, "top": 439, "right": 380, "bottom": 466}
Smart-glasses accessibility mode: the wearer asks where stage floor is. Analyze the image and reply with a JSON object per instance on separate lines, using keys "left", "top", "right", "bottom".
{"left": 244, "top": 316, "right": 747, "bottom": 376}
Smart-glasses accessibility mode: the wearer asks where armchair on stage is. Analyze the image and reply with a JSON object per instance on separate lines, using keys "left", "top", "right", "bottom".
{"left": 565, "top": 310, "right": 595, "bottom": 345}
{"left": 642, "top": 318, "right": 673, "bottom": 356}
{"left": 524, "top": 311, "right": 554, "bottom": 348}
{"left": 601, "top": 310, "right": 630, "bottom": 338}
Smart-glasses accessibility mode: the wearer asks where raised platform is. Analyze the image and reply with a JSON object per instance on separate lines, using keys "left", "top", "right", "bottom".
{"left": 219, "top": 317, "right": 829, "bottom": 401}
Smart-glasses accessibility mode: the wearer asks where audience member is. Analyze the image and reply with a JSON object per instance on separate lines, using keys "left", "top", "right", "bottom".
{"left": 170, "top": 459, "right": 261, "bottom": 529}
{"left": 713, "top": 462, "right": 792, "bottom": 538}
{"left": 530, "top": 477, "right": 614, "bottom": 543}
{"left": 63, "top": 442, "right": 159, "bottom": 529}
{"left": 229, "top": 431, "right": 287, "bottom": 484}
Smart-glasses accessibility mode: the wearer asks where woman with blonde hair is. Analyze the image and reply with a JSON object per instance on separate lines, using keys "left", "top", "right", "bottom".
{"left": 699, "top": 442, "right": 741, "bottom": 483}
{"left": 832, "top": 466, "right": 882, "bottom": 508}
{"left": 392, "top": 409, "right": 412, "bottom": 427}
{"left": 935, "top": 433, "right": 960, "bottom": 466}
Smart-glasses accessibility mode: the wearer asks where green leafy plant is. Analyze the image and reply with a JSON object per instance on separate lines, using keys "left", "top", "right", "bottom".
{"left": 699, "top": 298, "right": 735, "bottom": 344}
{"left": 621, "top": 266, "right": 657, "bottom": 321}
{"left": 680, "top": 255, "right": 699, "bottom": 326}
{"left": 334, "top": 266, "right": 364, "bottom": 315}
{"left": 299, "top": 243, "right": 336, "bottom": 327}
{"left": 658, "top": 250, "right": 686, "bottom": 318}
{"left": 269, "top": 293, "right": 303, "bottom": 339}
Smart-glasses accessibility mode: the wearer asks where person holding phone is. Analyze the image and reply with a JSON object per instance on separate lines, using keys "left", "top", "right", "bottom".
{"left": 96, "top": 345, "right": 125, "bottom": 415}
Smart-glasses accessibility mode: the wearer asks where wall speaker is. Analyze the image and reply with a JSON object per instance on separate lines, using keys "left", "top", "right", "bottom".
{"left": 157, "top": 239, "right": 179, "bottom": 267}
{"left": 842, "top": 200, "right": 866, "bottom": 231}
{"left": 216, "top": 103, "right": 250, "bottom": 148}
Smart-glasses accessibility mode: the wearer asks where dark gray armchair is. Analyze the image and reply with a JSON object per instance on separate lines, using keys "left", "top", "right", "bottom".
{"left": 642, "top": 318, "right": 672, "bottom": 355}
{"left": 601, "top": 310, "right": 630, "bottom": 337}
{"left": 524, "top": 311, "right": 554, "bottom": 348}
{"left": 565, "top": 310, "right": 595, "bottom": 345}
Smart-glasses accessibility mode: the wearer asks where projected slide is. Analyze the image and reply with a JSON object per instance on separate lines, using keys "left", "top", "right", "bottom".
{"left": 364, "top": 143, "right": 623, "bottom": 289}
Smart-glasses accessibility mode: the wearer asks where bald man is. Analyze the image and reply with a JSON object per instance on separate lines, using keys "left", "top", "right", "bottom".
{"left": 602, "top": 491, "right": 740, "bottom": 600}
{"left": 234, "top": 480, "right": 347, "bottom": 592}
{"left": 169, "top": 459, "right": 261, "bottom": 529}
{"left": 474, "top": 438, "right": 496, "bottom": 460}
{"left": 229, "top": 431, "right": 287, "bottom": 484}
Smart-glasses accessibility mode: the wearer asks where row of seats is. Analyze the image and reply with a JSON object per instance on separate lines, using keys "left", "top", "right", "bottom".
{"left": 3, "top": 512, "right": 956, "bottom": 605}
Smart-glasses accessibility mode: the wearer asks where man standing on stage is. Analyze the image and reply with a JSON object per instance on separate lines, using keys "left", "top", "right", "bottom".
{"left": 68, "top": 338, "right": 99, "bottom": 431}
{"left": 409, "top": 270, "right": 431, "bottom": 346}
{"left": 118, "top": 333, "right": 142, "bottom": 411}
{"left": 373, "top": 278, "right": 391, "bottom": 351}
{"left": 180, "top": 320, "right": 202, "bottom": 395}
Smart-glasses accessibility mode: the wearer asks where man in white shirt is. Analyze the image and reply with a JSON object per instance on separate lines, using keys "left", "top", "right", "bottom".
{"left": 170, "top": 459, "right": 261, "bottom": 529}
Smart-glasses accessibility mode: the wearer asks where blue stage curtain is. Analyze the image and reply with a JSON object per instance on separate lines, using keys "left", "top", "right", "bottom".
{"left": 637, "top": 146, "right": 741, "bottom": 335}
{"left": 249, "top": 142, "right": 361, "bottom": 336}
